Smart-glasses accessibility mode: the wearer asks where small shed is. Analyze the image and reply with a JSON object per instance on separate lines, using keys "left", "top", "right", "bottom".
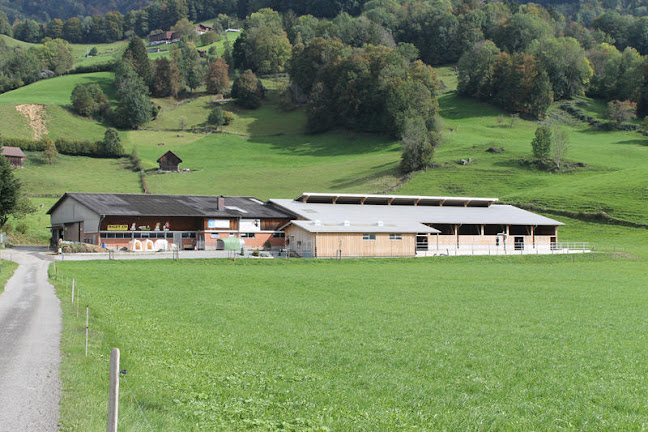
{"left": 157, "top": 150, "right": 182, "bottom": 171}
{"left": 1, "top": 146, "right": 27, "bottom": 168}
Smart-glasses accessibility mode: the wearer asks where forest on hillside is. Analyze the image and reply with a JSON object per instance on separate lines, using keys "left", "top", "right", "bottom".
{"left": 1, "top": 0, "right": 647, "bottom": 23}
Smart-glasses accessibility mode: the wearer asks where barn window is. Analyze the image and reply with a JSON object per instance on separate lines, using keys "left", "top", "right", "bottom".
{"left": 241, "top": 233, "right": 256, "bottom": 238}
{"left": 389, "top": 234, "right": 402, "bottom": 240}
{"left": 363, "top": 234, "right": 376, "bottom": 240}
{"left": 273, "top": 232, "right": 285, "bottom": 238}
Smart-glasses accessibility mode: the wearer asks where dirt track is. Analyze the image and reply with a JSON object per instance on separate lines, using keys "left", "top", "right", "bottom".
{"left": 15, "top": 104, "right": 48, "bottom": 140}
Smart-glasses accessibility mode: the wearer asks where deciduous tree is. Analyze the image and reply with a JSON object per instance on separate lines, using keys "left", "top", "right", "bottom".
{"left": 205, "top": 58, "right": 229, "bottom": 94}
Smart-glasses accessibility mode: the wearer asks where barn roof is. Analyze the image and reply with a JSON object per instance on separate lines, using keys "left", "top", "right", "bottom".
{"left": 285, "top": 219, "right": 439, "bottom": 234}
{"left": 48, "top": 193, "right": 291, "bottom": 219}
{"left": 1, "top": 146, "right": 27, "bottom": 158}
{"left": 270, "top": 198, "right": 564, "bottom": 227}
{"left": 157, "top": 150, "right": 182, "bottom": 163}
{"left": 294, "top": 192, "right": 498, "bottom": 207}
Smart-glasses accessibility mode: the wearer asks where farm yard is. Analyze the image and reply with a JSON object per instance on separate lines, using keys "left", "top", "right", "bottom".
{"left": 52, "top": 245, "right": 648, "bottom": 431}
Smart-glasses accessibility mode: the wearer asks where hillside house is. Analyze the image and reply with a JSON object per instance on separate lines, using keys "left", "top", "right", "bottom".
{"left": 148, "top": 31, "right": 180, "bottom": 45}
{"left": 47, "top": 193, "right": 292, "bottom": 251}
{"left": 1, "top": 146, "right": 27, "bottom": 168}
{"left": 196, "top": 24, "right": 214, "bottom": 35}
{"left": 270, "top": 193, "right": 564, "bottom": 257}
{"left": 157, "top": 151, "right": 182, "bottom": 171}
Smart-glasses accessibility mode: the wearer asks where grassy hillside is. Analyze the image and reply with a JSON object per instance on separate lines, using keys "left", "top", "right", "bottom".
{"left": 53, "top": 251, "right": 647, "bottom": 430}
{"left": 0, "top": 72, "right": 114, "bottom": 106}
{"left": 398, "top": 67, "right": 648, "bottom": 226}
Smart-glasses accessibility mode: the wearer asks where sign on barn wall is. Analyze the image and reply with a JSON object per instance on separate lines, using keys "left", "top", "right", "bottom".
{"left": 107, "top": 225, "right": 129, "bottom": 231}
{"left": 208, "top": 219, "right": 230, "bottom": 229}
{"left": 240, "top": 219, "right": 261, "bottom": 232}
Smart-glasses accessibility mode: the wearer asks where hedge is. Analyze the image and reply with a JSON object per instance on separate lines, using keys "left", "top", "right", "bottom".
{"left": 0, "top": 137, "right": 120, "bottom": 158}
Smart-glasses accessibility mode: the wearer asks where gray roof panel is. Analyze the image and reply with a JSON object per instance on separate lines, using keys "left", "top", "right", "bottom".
{"left": 48, "top": 193, "right": 292, "bottom": 218}
{"left": 270, "top": 199, "right": 564, "bottom": 227}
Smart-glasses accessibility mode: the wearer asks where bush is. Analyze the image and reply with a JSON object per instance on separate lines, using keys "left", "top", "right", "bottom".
{"left": 207, "top": 107, "right": 227, "bottom": 130}
{"left": 15, "top": 221, "right": 28, "bottom": 234}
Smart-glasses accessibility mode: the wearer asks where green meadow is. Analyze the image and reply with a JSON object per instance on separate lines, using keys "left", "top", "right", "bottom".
{"left": 0, "top": 259, "right": 18, "bottom": 293}
{"left": 52, "top": 244, "right": 648, "bottom": 431}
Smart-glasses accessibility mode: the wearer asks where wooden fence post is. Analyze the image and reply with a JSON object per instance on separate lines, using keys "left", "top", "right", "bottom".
{"left": 85, "top": 306, "right": 89, "bottom": 357}
{"left": 107, "top": 348, "right": 120, "bottom": 432}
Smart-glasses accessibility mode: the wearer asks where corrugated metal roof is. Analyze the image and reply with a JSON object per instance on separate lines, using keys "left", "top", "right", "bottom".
{"left": 1, "top": 146, "right": 27, "bottom": 158}
{"left": 295, "top": 192, "right": 498, "bottom": 207}
{"left": 288, "top": 220, "right": 439, "bottom": 234}
{"left": 270, "top": 199, "right": 564, "bottom": 227}
{"left": 48, "top": 193, "right": 291, "bottom": 218}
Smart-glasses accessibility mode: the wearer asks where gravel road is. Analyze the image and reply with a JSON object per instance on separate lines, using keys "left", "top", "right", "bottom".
{"left": 0, "top": 248, "right": 61, "bottom": 431}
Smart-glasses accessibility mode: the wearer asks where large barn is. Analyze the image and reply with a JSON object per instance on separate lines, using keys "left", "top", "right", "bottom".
{"left": 48, "top": 193, "right": 292, "bottom": 251}
{"left": 48, "top": 191, "right": 565, "bottom": 257}
{"left": 270, "top": 193, "right": 564, "bottom": 257}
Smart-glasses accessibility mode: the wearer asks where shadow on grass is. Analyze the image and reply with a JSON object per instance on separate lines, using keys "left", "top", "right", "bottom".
{"left": 616, "top": 139, "right": 648, "bottom": 146}
{"left": 329, "top": 163, "right": 400, "bottom": 189}
{"left": 439, "top": 93, "right": 504, "bottom": 119}
{"left": 247, "top": 130, "right": 399, "bottom": 158}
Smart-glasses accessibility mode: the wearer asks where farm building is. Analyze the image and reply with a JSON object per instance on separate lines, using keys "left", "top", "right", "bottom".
{"left": 195, "top": 24, "right": 214, "bottom": 34}
{"left": 157, "top": 151, "right": 182, "bottom": 171}
{"left": 47, "top": 193, "right": 291, "bottom": 251}
{"left": 1, "top": 146, "right": 27, "bottom": 168}
{"left": 148, "top": 31, "right": 180, "bottom": 45}
{"left": 270, "top": 193, "right": 564, "bottom": 257}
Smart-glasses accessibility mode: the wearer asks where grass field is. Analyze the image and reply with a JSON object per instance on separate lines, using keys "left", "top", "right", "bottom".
{"left": 0, "top": 259, "right": 18, "bottom": 294}
{"left": 13, "top": 152, "right": 140, "bottom": 195}
{"left": 52, "top": 244, "right": 647, "bottom": 430}
{"left": 0, "top": 72, "right": 114, "bottom": 106}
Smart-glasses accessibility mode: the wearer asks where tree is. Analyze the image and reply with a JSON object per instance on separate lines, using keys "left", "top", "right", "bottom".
{"left": 114, "top": 60, "right": 152, "bottom": 129}
{"left": 495, "top": 12, "right": 554, "bottom": 53}
{"left": 531, "top": 125, "right": 552, "bottom": 159}
{"left": 122, "top": 36, "right": 152, "bottom": 85}
{"left": 13, "top": 20, "right": 42, "bottom": 43}
{"left": 528, "top": 37, "right": 593, "bottom": 100}
{"left": 42, "top": 138, "right": 58, "bottom": 164}
{"left": 607, "top": 100, "right": 637, "bottom": 126}
{"left": 63, "top": 18, "right": 84, "bottom": 43}
{"left": 231, "top": 69, "right": 265, "bottom": 109}
{"left": 207, "top": 106, "right": 226, "bottom": 130}
{"left": 38, "top": 39, "right": 74, "bottom": 75}
{"left": 205, "top": 58, "right": 229, "bottom": 94}
{"left": 89, "top": 47, "right": 98, "bottom": 56}
{"left": 457, "top": 40, "right": 500, "bottom": 100}
{"left": 71, "top": 84, "right": 95, "bottom": 116}
{"left": 552, "top": 128, "right": 569, "bottom": 170}
{"left": 399, "top": 116, "right": 439, "bottom": 173}
{"left": 233, "top": 8, "right": 292, "bottom": 74}
{"left": 0, "top": 11, "right": 12, "bottom": 37}
{"left": 174, "top": 39, "right": 203, "bottom": 92}
{"left": 152, "top": 57, "right": 182, "bottom": 97}
{"left": 46, "top": 18, "right": 64, "bottom": 39}
{"left": 171, "top": 17, "right": 195, "bottom": 39}
{"left": 0, "top": 155, "right": 20, "bottom": 229}
{"left": 101, "top": 128, "right": 124, "bottom": 157}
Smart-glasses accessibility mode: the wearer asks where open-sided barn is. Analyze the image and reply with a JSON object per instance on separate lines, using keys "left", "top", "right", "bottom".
{"left": 48, "top": 193, "right": 291, "bottom": 251}
{"left": 270, "top": 193, "right": 564, "bottom": 257}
